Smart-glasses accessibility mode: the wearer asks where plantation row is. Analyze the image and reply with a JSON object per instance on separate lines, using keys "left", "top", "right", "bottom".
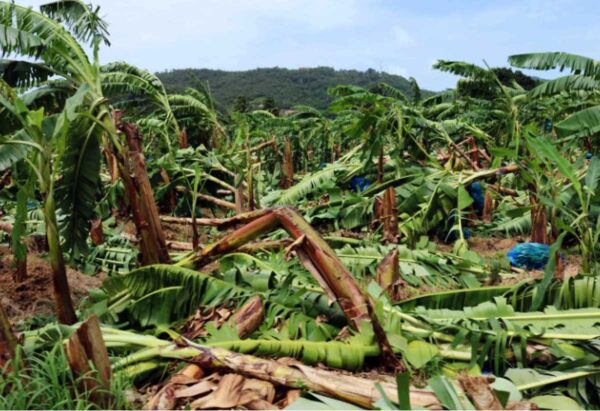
{"left": 2, "top": 1, "right": 600, "bottom": 410}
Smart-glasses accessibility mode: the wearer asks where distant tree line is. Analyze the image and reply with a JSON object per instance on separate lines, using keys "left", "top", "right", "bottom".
{"left": 156, "top": 66, "right": 540, "bottom": 113}
{"left": 156, "top": 66, "right": 433, "bottom": 111}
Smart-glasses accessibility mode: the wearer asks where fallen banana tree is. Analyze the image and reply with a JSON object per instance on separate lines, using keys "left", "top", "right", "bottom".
{"left": 174, "top": 206, "right": 404, "bottom": 369}
{"left": 100, "top": 330, "right": 440, "bottom": 409}
{"left": 96, "top": 262, "right": 600, "bottom": 380}
{"left": 120, "top": 231, "right": 292, "bottom": 253}
{"left": 159, "top": 209, "right": 276, "bottom": 228}
{"left": 177, "top": 207, "right": 372, "bottom": 331}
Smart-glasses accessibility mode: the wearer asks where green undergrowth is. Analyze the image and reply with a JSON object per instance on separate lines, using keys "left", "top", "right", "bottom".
{"left": 0, "top": 344, "right": 133, "bottom": 410}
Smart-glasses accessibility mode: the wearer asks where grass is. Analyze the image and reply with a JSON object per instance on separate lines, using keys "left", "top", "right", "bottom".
{"left": 0, "top": 344, "right": 133, "bottom": 410}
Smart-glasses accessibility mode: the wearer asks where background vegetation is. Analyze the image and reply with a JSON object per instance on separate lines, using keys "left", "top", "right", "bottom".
{"left": 156, "top": 66, "right": 430, "bottom": 110}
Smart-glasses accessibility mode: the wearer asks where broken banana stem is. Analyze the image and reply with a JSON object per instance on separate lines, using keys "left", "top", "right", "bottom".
{"left": 123, "top": 339, "right": 441, "bottom": 409}
{"left": 174, "top": 206, "right": 399, "bottom": 366}
{"left": 159, "top": 209, "right": 271, "bottom": 228}
{"left": 176, "top": 211, "right": 280, "bottom": 268}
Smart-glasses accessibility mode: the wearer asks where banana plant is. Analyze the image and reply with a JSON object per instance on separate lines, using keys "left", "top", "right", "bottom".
{"left": 509, "top": 52, "right": 600, "bottom": 142}
{"left": 329, "top": 85, "right": 409, "bottom": 183}
{"left": 0, "top": 81, "right": 103, "bottom": 324}
{"left": 525, "top": 133, "right": 600, "bottom": 272}
{"left": 169, "top": 85, "right": 228, "bottom": 149}
{"left": 432, "top": 60, "right": 525, "bottom": 151}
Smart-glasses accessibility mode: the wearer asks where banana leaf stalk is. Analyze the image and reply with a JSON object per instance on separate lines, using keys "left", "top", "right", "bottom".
{"left": 177, "top": 239, "right": 292, "bottom": 253}
{"left": 122, "top": 233, "right": 292, "bottom": 253}
{"left": 176, "top": 211, "right": 280, "bottom": 268}
{"left": 178, "top": 128, "right": 189, "bottom": 148}
{"left": 382, "top": 187, "right": 399, "bottom": 242}
{"left": 276, "top": 207, "right": 371, "bottom": 329}
{"left": 195, "top": 193, "right": 237, "bottom": 210}
{"left": 515, "top": 369, "right": 600, "bottom": 391}
{"left": 235, "top": 183, "right": 245, "bottom": 214}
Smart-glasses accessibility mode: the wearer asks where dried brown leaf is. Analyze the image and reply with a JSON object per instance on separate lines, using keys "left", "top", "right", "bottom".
{"left": 174, "top": 380, "right": 217, "bottom": 398}
{"left": 156, "top": 385, "right": 176, "bottom": 411}
{"left": 458, "top": 375, "right": 503, "bottom": 410}
{"left": 232, "top": 296, "right": 264, "bottom": 338}
{"left": 506, "top": 401, "right": 539, "bottom": 410}
{"left": 190, "top": 374, "right": 244, "bottom": 409}
{"left": 242, "top": 378, "right": 276, "bottom": 403}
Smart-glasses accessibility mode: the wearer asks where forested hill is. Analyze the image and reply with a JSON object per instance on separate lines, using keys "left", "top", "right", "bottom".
{"left": 156, "top": 67, "right": 433, "bottom": 110}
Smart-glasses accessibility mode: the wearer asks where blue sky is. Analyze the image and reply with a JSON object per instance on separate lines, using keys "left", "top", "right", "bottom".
{"left": 24, "top": 0, "right": 600, "bottom": 90}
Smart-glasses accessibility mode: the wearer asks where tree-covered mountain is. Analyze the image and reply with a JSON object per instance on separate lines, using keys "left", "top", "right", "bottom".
{"left": 156, "top": 66, "right": 433, "bottom": 110}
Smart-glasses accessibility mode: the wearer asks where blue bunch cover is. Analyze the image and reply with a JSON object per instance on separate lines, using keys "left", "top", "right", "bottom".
{"left": 507, "top": 242, "right": 551, "bottom": 269}
{"left": 350, "top": 176, "right": 371, "bottom": 192}
{"left": 467, "top": 182, "right": 485, "bottom": 214}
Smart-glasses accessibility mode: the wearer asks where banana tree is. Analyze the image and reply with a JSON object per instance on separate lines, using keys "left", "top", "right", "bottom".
{"left": 289, "top": 106, "right": 336, "bottom": 168}
{"left": 509, "top": 52, "right": 600, "bottom": 143}
{"left": 432, "top": 60, "right": 525, "bottom": 151}
{"left": 499, "top": 124, "right": 600, "bottom": 271}
{"left": 525, "top": 133, "right": 600, "bottom": 272}
{"left": 169, "top": 85, "right": 228, "bottom": 149}
{"left": 1, "top": 1, "right": 177, "bottom": 262}
{"left": 329, "top": 85, "right": 408, "bottom": 183}
{"left": 0, "top": 81, "right": 104, "bottom": 324}
{"left": 0, "top": 0, "right": 178, "bottom": 315}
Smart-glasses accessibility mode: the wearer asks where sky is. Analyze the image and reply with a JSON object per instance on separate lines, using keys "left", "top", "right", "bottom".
{"left": 22, "top": 0, "right": 600, "bottom": 90}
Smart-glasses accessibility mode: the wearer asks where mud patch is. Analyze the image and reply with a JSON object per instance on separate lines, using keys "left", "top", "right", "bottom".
{"left": 467, "top": 236, "right": 521, "bottom": 257}
{"left": 0, "top": 246, "right": 105, "bottom": 324}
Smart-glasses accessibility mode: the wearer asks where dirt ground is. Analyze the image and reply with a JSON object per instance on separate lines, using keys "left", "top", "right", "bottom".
{"left": 437, "top": 236, "right": 521, "bottom": 254}
{"left": 0, "top": 246, "right": 105, "bottom": 323}
{"left": 0, "top": 230, "right": 584, "bottom": 324}
{"left": 467, "top": 236, "right": 520, "bottom": 256}
{"left": 436, "top": 235, "right": 581, "bottom": 285}
{"left": 123, "top": 219, "right": 216, "bottom": 244}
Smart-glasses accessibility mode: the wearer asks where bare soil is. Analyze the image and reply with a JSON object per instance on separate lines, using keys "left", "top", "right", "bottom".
{"left": 435, "top": 236, "right": 521, "bottom": 255}
{"left": 123, "top": 216, "right": 218, "bottom": 245}
{"left": 436, "top": 235, "right": 582, "bottom": 286}
{"left": 467, "top": 236, "right": 521, "bottom": 256}
{"left": 0, "top": 246, "right": 105, "bottom": 323}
